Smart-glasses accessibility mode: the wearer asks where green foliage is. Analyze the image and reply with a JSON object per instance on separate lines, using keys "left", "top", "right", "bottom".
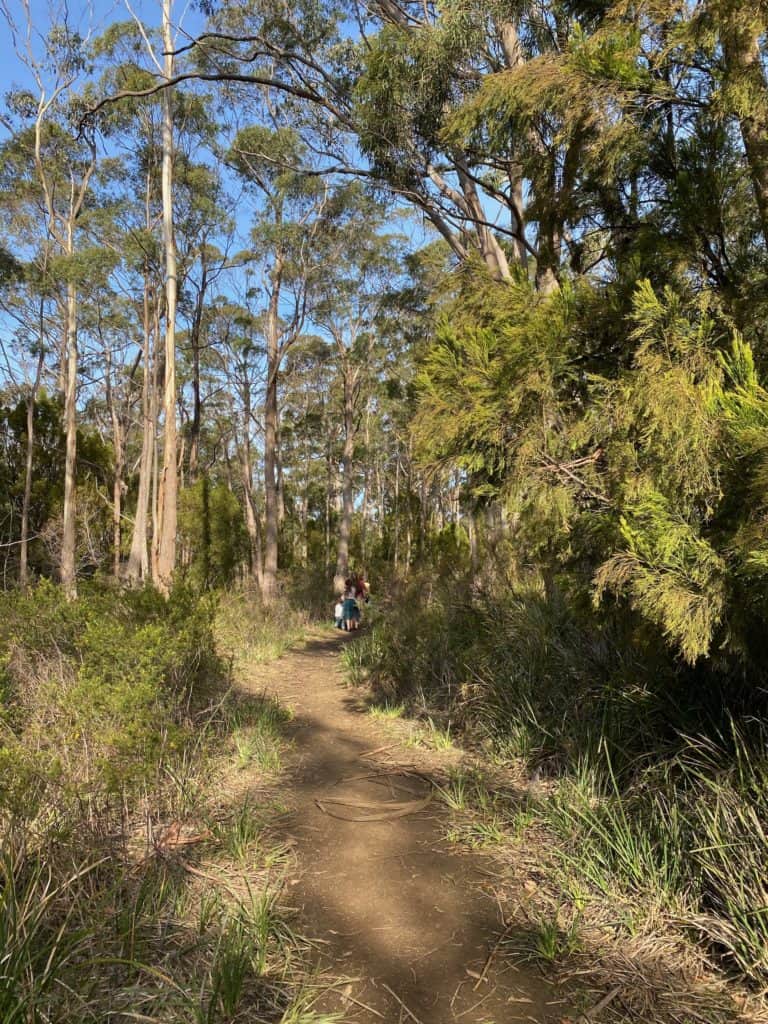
{"left": 0, "top": 394, "right": 112, "bottom": 580}
{"left": 179, "top": 479, "right": 249, "bottom": 589}
{"left": 347, "top": 571, "right": 768, "bottom": 981}
{"left": 0, "top": 580, "right": 316, "bottom": 1021}
{"left": 415, "top": 274, "right": 768, "bottom": 666}
{"left": 0, "top": 581, "right": 223, "bottom": 816}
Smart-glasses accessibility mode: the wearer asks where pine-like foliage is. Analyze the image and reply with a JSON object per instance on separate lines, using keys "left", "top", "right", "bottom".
{"left": 416, "top": 272, "right": 768, "bottom": 667}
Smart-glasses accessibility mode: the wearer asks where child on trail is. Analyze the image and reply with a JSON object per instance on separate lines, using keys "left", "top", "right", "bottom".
{"left": 334, "top": 599, "right": 345, "bottom": 630}
{"left": 342, "top": 588, "right": 359, "bottom": 631}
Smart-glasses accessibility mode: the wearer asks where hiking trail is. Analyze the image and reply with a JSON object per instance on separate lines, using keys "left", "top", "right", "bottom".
{"left": 241, "top": 629, "right": 567, "bottom": 1024}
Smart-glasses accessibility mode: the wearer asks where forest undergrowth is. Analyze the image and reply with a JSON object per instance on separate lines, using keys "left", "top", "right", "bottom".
{"left": 344, "top": 576, "right": 768, "bottom": 1024}
{"left": 0, "top": 580, "right": 327, "bottom": 1024}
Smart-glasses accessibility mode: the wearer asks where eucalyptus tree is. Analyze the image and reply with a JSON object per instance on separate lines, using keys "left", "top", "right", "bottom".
{"left": 308, "top": 186, "right": 401, "bottom": 589}
{"left": 208, "top": 298, "right": 266, "bottom": 585}
{"left": 94, "top": 7, "right": 230, "bottom": 589}
{"left": 279, "top": 334, "right": 337, "bottom": 568}
{"left": 228, "top": 124, "right": 333, "bottom": 600}
{"left": 173, "top": 162, "right": 234, "bottom": 483}
{"left": 0, "top": 7, "right": 104, "bottom": 596}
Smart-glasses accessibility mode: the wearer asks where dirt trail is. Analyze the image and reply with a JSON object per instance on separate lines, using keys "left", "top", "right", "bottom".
{"left": 243, "top": 631, "right": 561, "bottom": 1023}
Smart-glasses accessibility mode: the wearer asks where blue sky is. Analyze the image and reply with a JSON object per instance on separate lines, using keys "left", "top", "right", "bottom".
{"left": 0, "top": 0, "right": 429, "bottom": 395}
{"left": 1, "top": 0, "right": 206, "bottom": 115}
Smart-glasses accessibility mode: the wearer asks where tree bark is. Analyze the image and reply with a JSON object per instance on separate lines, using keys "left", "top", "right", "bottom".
{"left": 334, "top": 360, "right": 356, "bottom": 592}
{"left": 127, "top": 268, "right": 155, "bottom": 582}
{"left": 261, "top": 247, "right": 284, "bottom": 603}
{"left": 155, "top": 0, "right": 179, "bottom": 595}
{"left": 188, "top": 259, "right": 207, "bottom": 481}
{"left": 60, "top": 279, "right": 78, "bottom": 598}
{"left": 237, "top": 375, "right": 263, "bottom": 587}
{"left": 361, "top": 400, "right": 370, "bottom": 567}
{"left": 19, "top": 346, "right": 45, "bottom": 590}
{"left": 103, "top": 342, "right": 125, "bottom": 579}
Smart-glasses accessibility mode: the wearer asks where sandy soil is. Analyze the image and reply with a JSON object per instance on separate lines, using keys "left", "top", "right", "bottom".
{"left": 241, "top": 630, "right": 567, "bottom": 1024}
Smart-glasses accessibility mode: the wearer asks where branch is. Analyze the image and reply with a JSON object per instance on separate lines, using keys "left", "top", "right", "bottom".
{"left": 81, "top": 71, "right": 325, "bottom": 125}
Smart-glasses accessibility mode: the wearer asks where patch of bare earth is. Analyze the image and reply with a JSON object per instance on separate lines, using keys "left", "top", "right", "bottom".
{"left": 240, "top": 630, "right": 569, "bottom": 1024}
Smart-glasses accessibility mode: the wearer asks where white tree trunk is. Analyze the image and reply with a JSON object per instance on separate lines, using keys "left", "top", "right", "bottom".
{"left": 60, "top": 279, "right": 78, "bottom": 598}
{"left": 155, "top": 0, "right": 178, "bottom": 594}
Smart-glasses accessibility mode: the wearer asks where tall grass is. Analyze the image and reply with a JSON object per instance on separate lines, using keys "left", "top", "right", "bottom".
{"left": 0, "top": 581, "right": 316, "bottom": 1022}
{"left": 215, "top": 591, "right": 308, "bottom": 670}
{"left": 345, "top": 573, "right": 768, "bottom": 986}
{"left": 0, "top": 845, "right": 99, "bottom": 1023}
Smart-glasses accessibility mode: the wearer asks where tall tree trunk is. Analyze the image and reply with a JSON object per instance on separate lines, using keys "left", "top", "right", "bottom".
{"left": 361, "top": 402, "right": 370, "bottom": 567}
{"left": 237, "top": 381, "right": 263, "bottom": 587}
{"left": 151, "top": 323, "right": 160, "bottom": 582}
{"left": 112, "top": 424, "right": 124, "bottom": 578}
{"left": 276, "top": 424, "right": 285, "bottom": 527}
{"left": 325, "top": 432, "right": 332, "bottom": 572}
{"left": 155, "top": 0, "right": 178, "bottom": 595}
{"left": 298, "top": 392, "right": 310, "bottom": 567}
{"left": 298, "top": 493, "right": 308, "bottom": 566}
{"left": 19, "top": 345, "right": 45, "bottom": 590}
{"left": 261, "top": 249, "right": 284, "bottom": 603}
{"left": 334, "top": 364, "right": 356, "bottom": 592}
{"left": 127, "top": 274, "right": 154, "bottom": 581}
{"left": 393, "top": 454, "right": 400, "bottom": 573}
{"left": 60, "top": 279, "right": 78, "bottom": 599}
{"left": 418, "top": 473, "right": 427, "bottom": 563}
{"left": 243, "top": 473, "right": 263, "bottom": 587}
{"left": 405, "top": 442, "right": 413, "bottom": 572}
{"left": 454, "top": 152, "right": 512, "bottom": 281}
{"left": 188, "top": 261, "right": 207, "bottom": 482}
{"left": 498, "top": 18, "right": 528, "bottom": 266}
{"left": 104, "top": 344, "right": 125, "bottom": 579}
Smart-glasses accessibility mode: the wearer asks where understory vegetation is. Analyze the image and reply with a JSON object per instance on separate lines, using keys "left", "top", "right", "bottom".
{"left": 341, "top": 274, "right": 768, "bottom": 1015}
{"left": 347, "top": 566, "right": 768, "bottom": 1010}
{"left": 0, "top": 582, "right": 323, "bottom": 1024}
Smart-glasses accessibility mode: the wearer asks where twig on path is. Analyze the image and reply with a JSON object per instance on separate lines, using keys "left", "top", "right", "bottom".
{"left": 473, "top": 921, "right": 515, "bottom": 990}
{"left": 344, "top": 991, "right": 386, "bottom": 1019}
{"left": 359, "top": 743, "right": 398, "bottom": 758}
{"left": 381, "top": 982, "right": 424, "bottom": 1024}
{"left": 315, "top": 790, "right": 432, "bottom": 821}
{"left": 576, "top": 986, "right": 622, "bottom": 1021}
{"left": 321, "top": 979, "right": 386, "bottom": 1019}
{"left": 455, "top": 990, "right": 493, "bottom": 1018}
{"left": 334, "top": 771, "right": 424, "bottom": 798}
{"left": 411, "top": 930, "right": 458, "bottom": 962}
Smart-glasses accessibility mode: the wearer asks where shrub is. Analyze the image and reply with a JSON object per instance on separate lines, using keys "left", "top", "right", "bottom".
{"left": 346, "top": 572, "right": 768, "bottom": 984}
{"left": 0, "top": 580, "right": 226, "bottom": 828}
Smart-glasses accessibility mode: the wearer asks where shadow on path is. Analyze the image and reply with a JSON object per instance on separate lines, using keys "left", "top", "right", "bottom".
{"left": 243, "top": 631, "right": 564, "bottom": 1023}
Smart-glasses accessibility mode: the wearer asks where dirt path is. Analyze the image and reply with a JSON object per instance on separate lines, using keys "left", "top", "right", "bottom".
{"left": 243, "top": 631, "right": 563, "bottom": 1024}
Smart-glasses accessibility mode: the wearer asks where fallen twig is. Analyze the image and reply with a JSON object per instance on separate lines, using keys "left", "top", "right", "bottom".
{"left": 576, "top": 986, "right": 622, "bottom": 1021}
{"left": 381, "top": 982, "right": 424, "bottom": 1024}
{"left": 473, "top": 921, "right": 515, "bottom": 990}
{"left": 359, "top": 743, "right": 397, "bottom": 758}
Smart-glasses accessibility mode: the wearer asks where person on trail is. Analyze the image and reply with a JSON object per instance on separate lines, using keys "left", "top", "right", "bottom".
{"left": 342, "top": 587, "right": 359, "bottom": 631}
{"left": 334, "top": 598, "right": 345, "bottom": 630}
{"left": 356, "top": 573, "right": 370, "bottom": 605}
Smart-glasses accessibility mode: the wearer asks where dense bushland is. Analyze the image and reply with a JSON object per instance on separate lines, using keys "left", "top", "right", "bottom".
{"left": 0, "top": 582, "right": 313, "bottom": 1022}
{"left": 345, "top": 274, "right": 768, "bottom": 989}
{"left": 348, "top": 573, "right": 768, "bottom": 985}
